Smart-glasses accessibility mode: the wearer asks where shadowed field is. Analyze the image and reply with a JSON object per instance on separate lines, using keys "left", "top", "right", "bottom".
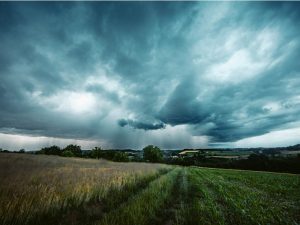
{"left": 0, "top": 153, "right": 299, "bottom": 225}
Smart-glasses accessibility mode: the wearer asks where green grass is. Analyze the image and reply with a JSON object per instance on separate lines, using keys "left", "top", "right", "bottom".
{"left": 205, "top": 150, "right": 253, "bottom": 157}
{"left": 1, "top": 154, "right": 299, "bottom": 225}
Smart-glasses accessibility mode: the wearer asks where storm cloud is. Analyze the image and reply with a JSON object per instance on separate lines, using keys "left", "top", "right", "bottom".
{"left": 118, "top": 119, "right": 166, "bottom": 130}
{"left": 0, "top": 2, "right": 300, "bottom": 150}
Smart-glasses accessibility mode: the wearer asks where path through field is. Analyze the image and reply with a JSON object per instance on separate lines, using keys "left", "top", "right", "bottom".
{"left": 96, "top": 167, "right": 300, "bottom": 225}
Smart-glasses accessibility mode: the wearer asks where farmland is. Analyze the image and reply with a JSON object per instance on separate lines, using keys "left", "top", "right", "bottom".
{"left": 0, "top": 153, "right": 299, "bottom": 225}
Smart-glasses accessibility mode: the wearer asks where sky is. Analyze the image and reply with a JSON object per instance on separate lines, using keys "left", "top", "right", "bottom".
{"left": 0, "top": 2, "right": 300, "bottom": 150}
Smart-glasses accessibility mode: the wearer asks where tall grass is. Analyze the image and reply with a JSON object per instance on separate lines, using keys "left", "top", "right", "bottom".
{"left": 0, "top": 153, "right": 170, "bottom": 225}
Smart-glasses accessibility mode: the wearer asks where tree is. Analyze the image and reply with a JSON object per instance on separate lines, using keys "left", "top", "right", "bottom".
{"left": 143, "top": 145, "right": 163, "bottom": 162}
{"left": 63, "top": 144, "right": 81, "bottom": 157}
{"left": 248, "top": 153, "right": 268, "bottom": 161}
{"left": 90, "top": 147, "right": 102, "bottom": 159}
{"left": 194, "top": 150, "right": 206, "bottom": 161}
{"left": 19, "top": 149, "right": 25, "bottom": 153}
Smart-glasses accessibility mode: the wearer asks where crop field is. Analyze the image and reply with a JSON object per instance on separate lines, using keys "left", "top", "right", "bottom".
{"left": 0, "top": 153, "right": 299, "bottom": 225}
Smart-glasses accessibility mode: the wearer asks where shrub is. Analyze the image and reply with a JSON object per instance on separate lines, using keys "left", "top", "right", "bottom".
{"left": 38, "top": 146, "right": 61, "bottom": 155}
{"left": 61, "top": 150, "right": 75, "bottom": 157}
{"left": 113, "top": 152, "right": 129, "bottom": 162}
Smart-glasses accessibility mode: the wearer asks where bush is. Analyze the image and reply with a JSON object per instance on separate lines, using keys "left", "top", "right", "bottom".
{"left": 19, "top": 149, "right": 25, "bottom": 153}
{"left": 61, "top": 150, "right": 75, "bottom": 157}
{"left": 38, "top": 146, "right": 61, "bottom": 155}
{"left": 112, "top": 152, "right": 129, "bottom": 162}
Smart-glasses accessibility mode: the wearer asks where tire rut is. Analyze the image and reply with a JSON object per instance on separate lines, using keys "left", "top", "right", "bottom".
{"left": 152, "top": 168, "right": 189, "bottom": 225}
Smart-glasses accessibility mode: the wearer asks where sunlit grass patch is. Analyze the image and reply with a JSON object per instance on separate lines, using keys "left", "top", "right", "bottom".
{"left": 0, "top": 153, "right": 170, "bottom": 225}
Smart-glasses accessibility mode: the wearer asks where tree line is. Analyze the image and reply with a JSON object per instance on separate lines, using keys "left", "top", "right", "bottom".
{"left": 33, "top": 144, "right": 163, "bottom": 162}
{"left": 1, "top": 145, "right": 299, "bottom": 173}
{"left": 166, "top": 151, "right": 300, "bottom": 174}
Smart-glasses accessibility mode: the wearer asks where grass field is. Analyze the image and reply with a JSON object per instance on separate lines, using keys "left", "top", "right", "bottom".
{"left": 0, "top": 153, "right": 299, "bottom": 225}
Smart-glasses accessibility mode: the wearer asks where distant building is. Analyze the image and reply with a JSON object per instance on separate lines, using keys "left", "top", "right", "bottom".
{"left": 178, "top": 150, "right": 199, "bottom": 157}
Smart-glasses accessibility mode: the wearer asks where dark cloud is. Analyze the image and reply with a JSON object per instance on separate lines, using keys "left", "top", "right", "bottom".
{"left": 0, "top": 2, "right": 300, "bottom": 149}
{"left": 158, "top": 77, "right": 209, "bottom": 125}
{"left": 118, "top": 119, "right": 165, "bottom": 131}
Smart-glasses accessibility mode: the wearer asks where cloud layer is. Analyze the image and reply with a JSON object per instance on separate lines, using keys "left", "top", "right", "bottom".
{"left": 0, "top": 2, "right": 300, "bottom": 149}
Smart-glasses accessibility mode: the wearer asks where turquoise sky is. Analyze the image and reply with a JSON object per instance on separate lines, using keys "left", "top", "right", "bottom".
{"left": 0, "top": 2, "right": 300, "bottom": 150}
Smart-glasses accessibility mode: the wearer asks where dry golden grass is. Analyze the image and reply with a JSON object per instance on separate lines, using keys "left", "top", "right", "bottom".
{"left": 0, "top": 153, "right": 169, "bottom": 225}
